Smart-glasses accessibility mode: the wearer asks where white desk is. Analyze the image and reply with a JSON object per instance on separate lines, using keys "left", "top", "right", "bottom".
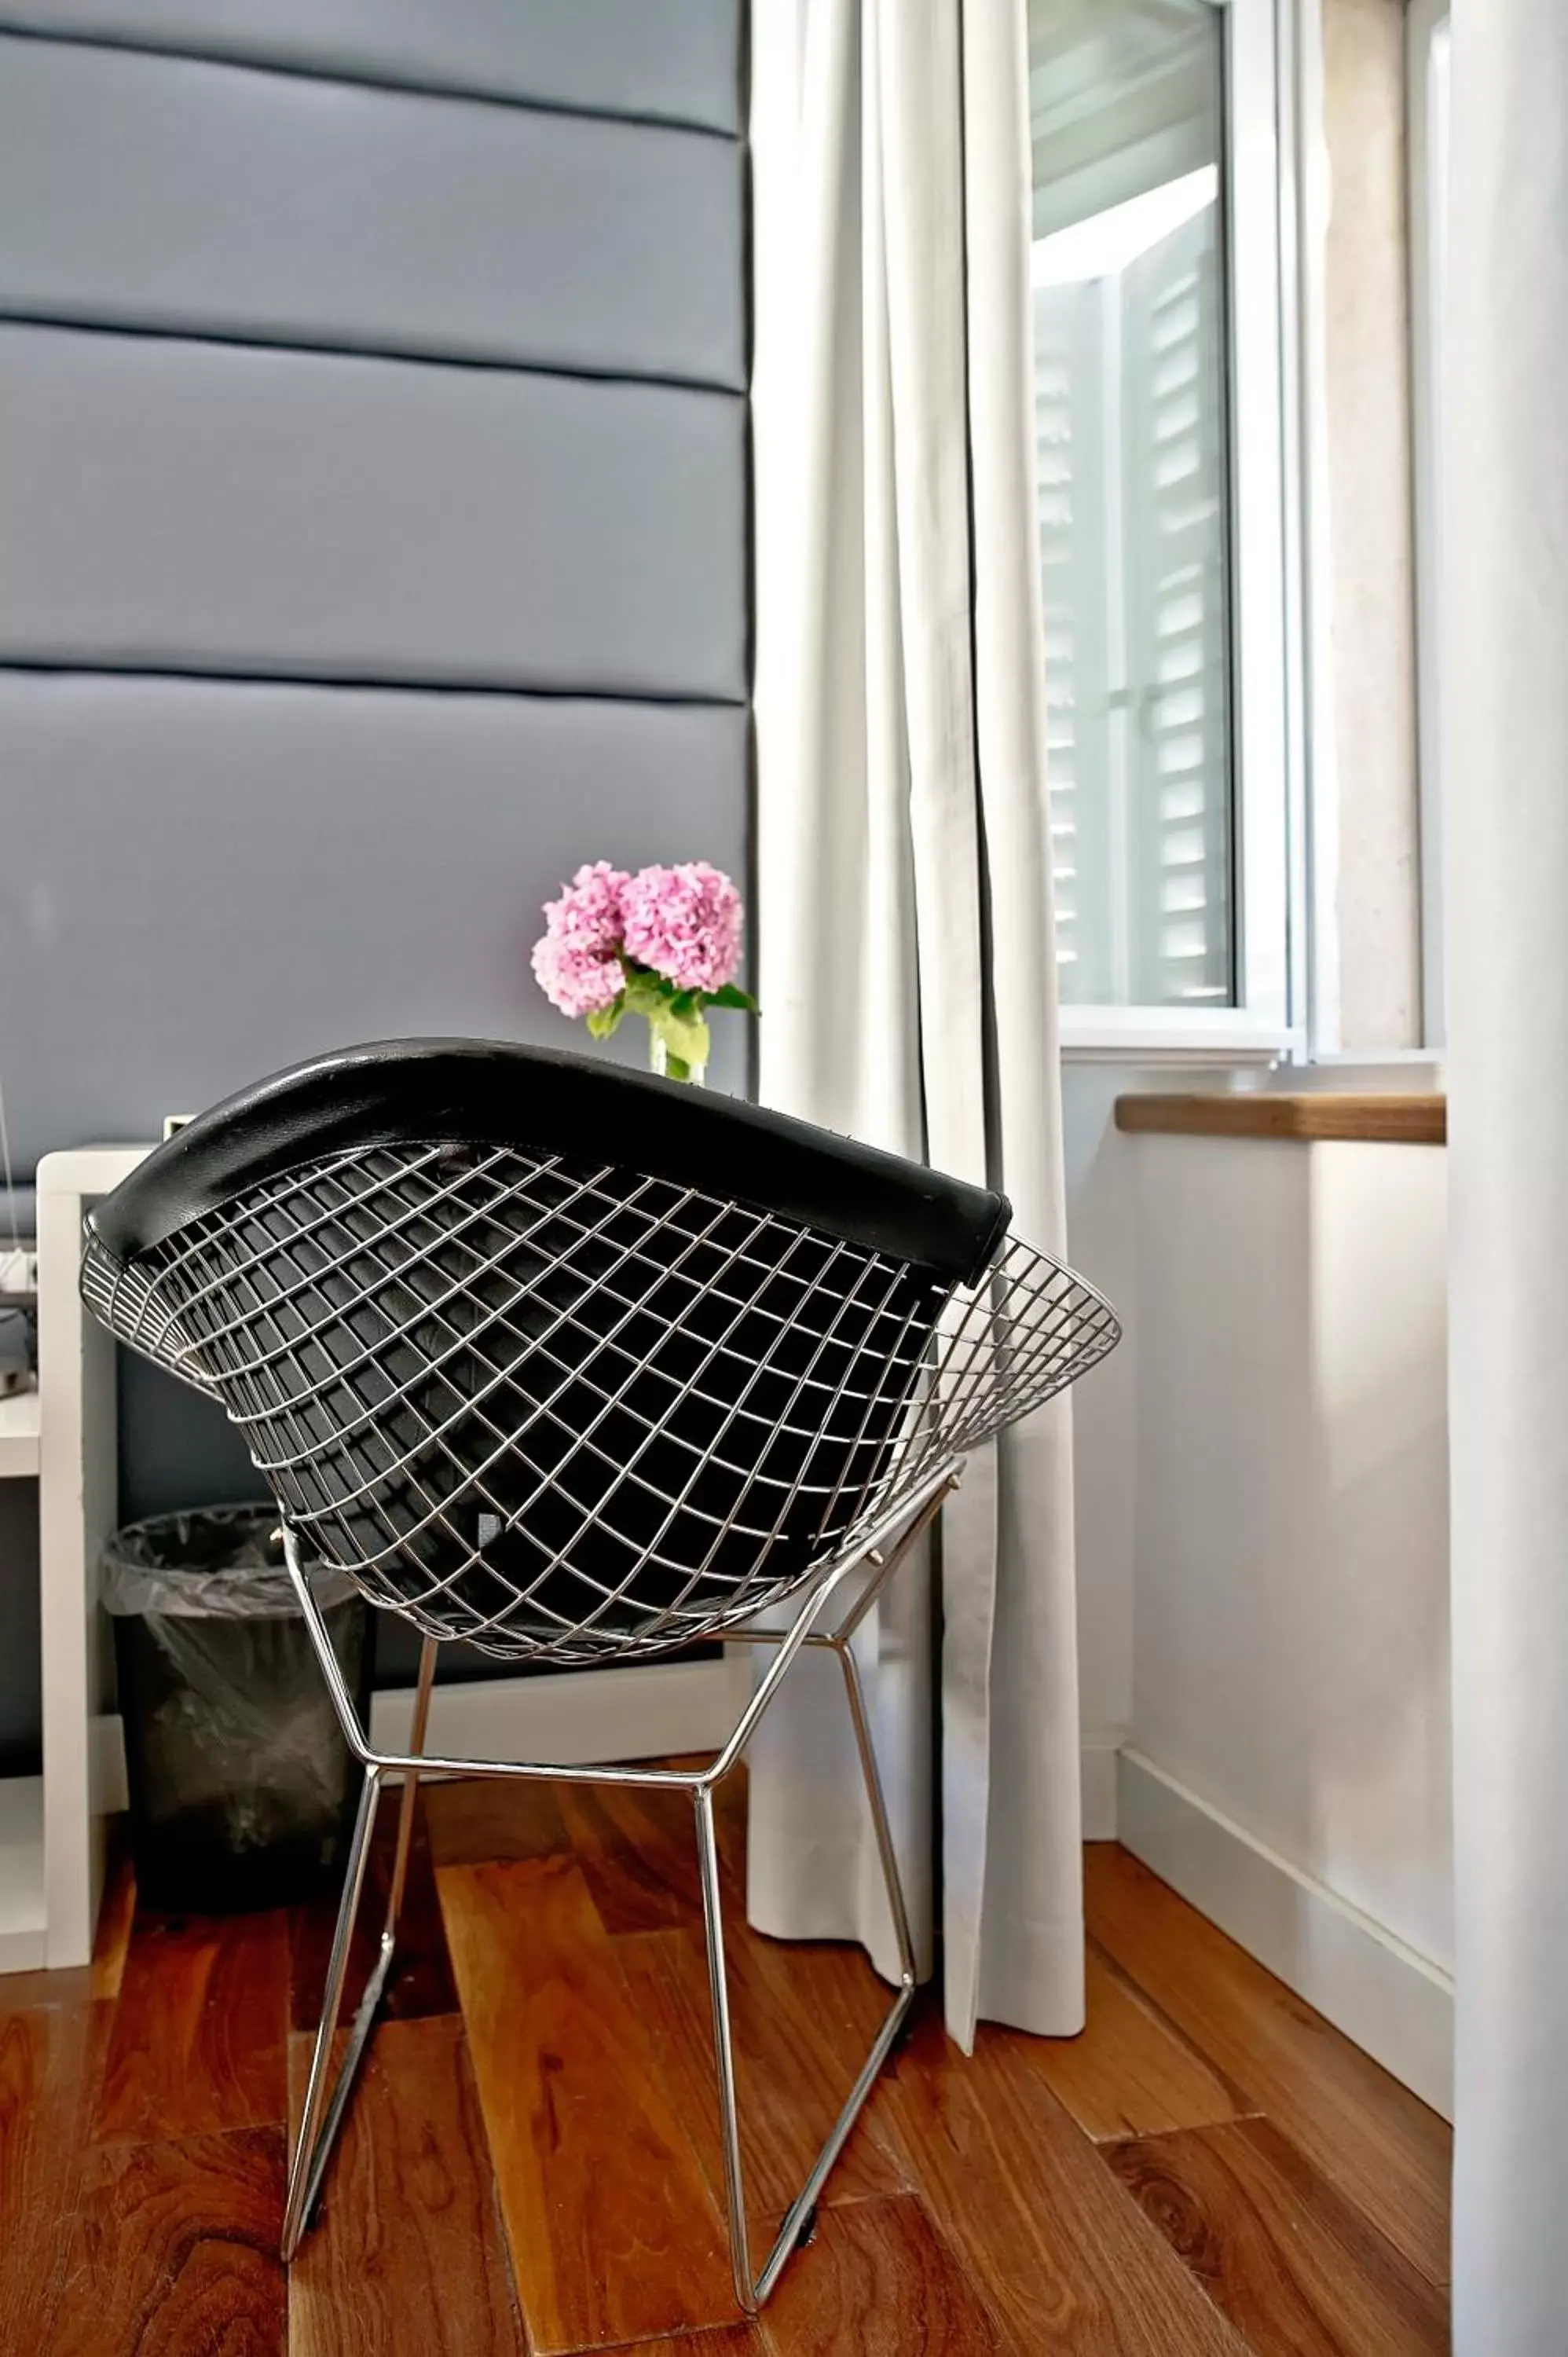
{"left": 36, "top": 1146, "right": 150, "bottom": 1968}
{"left": 0, "top": 1387, "right": 44, "bottom": 1969}
{"left": 0, "top": 1389, "right": 40, "bottom": 1479}
{"left": 23, "top": 1140, "right": 740, "bottom": 1970}
{"left": 0, "top": 1376, "right": 43, "bottom": 1970}
{"left": 0, "top": 1367, "right": 44, "bottom": 1965}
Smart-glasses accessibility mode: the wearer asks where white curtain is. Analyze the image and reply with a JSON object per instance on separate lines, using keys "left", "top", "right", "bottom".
{"left": 747, "top": 0, "right": 1083, "bottom": 2046}
{"left": 1446, "top": 2, "right": 1568, "bottom": 2349}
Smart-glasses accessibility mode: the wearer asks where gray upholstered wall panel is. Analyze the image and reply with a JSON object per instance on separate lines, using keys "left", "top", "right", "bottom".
{"left": 0, "top": 326, "right": 747, "bottom": 697}
{"left": 0, "top": 36, "right": 745, "bottom": 387}
{"left": 0, "top": 7, "right": 749, "bottom": 1728}
{"left": 0, "top": 2, "right": 742, "bottom": 130}
{"left": 0, "top": 672, "right": 749, "bottom": 1171}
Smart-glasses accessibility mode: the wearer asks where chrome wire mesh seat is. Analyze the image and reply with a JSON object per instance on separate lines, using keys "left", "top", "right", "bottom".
{"left": 82, "top": 1039, "right": 1119, "bottom": 2311}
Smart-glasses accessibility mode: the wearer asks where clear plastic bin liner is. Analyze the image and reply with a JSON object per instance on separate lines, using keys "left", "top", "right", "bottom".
{"left": 101, "top": 1505, "right": 369, "bottom": 1904}
{"left": 102, "top": 1503, "right": 358, "bottom": 1618}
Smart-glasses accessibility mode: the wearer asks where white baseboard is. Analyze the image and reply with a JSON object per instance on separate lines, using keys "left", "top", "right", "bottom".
{"left": 1079, "top": 1731, "right": 1123, "bottom": 1840}
{"left": 90, "top": 1655, "right": 743, "bottom": 1829}
{"left": 101, "top": 1670, "right": 1119, "bottom": 1801}
{"left": 1117, "top": 1748, "right": 1453, "bottom": 2118}
{"left": 371, "top": 1652, "right": 745, "bottom": 1766}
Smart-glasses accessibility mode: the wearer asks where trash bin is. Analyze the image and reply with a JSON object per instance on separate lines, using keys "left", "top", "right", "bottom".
{"left": 103, "top": 1505, "right": 373, "bottom": 1912}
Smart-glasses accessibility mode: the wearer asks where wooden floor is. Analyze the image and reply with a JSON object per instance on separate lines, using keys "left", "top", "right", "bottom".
{"left": 0, "top": 1772, "right": 1451, "bottom": 2355}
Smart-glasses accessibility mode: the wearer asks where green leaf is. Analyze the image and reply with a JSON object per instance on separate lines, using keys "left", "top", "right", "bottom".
{"left": 710, "top": 984, "right": 760, "bottom": 1013}
{"left": 663, "top": 1051, "right": 693, "bottom": 1083}
{"left": 584, "top": 995, "right": 625, "bottom": 1041}
{"left": 621, "top": 968, "right": 669, "bottom": 1017}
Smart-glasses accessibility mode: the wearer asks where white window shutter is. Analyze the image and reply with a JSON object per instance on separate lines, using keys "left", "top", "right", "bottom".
{"left": 1033, "top": 276, "right": 1112, "bottom": 1005}
{"left": 1119, "top": 211, "right": 1231, "bottom": 1005}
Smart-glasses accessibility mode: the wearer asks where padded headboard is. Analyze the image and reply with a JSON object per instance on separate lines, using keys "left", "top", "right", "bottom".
{"left": 0, "top": 3, "right": 750, "bottom": 1169}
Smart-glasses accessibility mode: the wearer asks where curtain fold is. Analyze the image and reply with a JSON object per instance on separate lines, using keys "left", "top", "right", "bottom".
{"left": 1446, "top": 2, "right": 1568, "bottom": 2348}
{"left": 748, "top": 0, "right": 1083, "bottom": 2046}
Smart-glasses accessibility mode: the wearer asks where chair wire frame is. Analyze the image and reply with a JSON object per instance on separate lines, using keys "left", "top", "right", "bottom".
{"left": 81, "top": 1138, "right": 1119, "bottom": 2313}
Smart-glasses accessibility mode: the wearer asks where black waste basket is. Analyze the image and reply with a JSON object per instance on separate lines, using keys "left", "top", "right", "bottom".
{"left": 103, "top": 1505, "right": 372, "bottom": 1912}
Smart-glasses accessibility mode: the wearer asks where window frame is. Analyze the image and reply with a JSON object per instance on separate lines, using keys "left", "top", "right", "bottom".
{"left": 1053, "top": 0, "right": 1299, "bottom": 1061}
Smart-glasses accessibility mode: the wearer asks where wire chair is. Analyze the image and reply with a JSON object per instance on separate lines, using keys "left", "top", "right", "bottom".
{"left": 81, "top": 1039, "right": 1119, "bottom": 2313}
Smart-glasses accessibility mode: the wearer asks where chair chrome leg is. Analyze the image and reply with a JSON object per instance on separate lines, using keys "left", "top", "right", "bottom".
{"left": 833, "top": 1638, "right": 918, "bottom": 1985}
{"left": 693, "top": 1631, "right": 920, "bottom": 2314}
{"left": 283, "top": 1496, "right": 945, "bottom": 2300}
{"left": 383, "top": 1634, "right": 438, "bottom": 1936}
{"left": 281, "top": 1634, "right": 439, "bottom": 2260}
{"left": 694, "top": 1783, "right": 757, "bottom": 2314}
{"left": 281, "top": 1763, "right": 380, "bottom": 2260}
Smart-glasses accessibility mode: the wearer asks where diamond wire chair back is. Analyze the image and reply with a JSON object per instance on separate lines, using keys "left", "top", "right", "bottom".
{"left": 80, "top": 1039, "right": 1119, "bottom": 2313}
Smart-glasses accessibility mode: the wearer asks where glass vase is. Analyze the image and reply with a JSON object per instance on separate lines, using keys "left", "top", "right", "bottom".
{"left": 648, "top": 1032, "right": 705, "bottom": 1087}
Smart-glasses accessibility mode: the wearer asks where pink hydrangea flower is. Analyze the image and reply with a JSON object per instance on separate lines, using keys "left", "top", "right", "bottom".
{"left": 530, "top": 862, "right": 629, "bottom": 1017}
{"left": 621, "top": 863, "right": 744, "bottom": 995}
{"left": 540, "top": 860, "right": 628, "bottom": 957}
{"left": 529, "top": 930, "right": 622, "bottom": 1018}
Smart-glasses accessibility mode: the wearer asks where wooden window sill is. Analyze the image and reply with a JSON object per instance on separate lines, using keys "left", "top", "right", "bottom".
{"left": 1114, "top": 1093, "right": 1446, "bottom": 1146}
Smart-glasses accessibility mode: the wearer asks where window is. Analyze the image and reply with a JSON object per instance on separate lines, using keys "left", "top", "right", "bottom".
{"left": 1028, "top": 0, "right": 1291, "bottom": 1051}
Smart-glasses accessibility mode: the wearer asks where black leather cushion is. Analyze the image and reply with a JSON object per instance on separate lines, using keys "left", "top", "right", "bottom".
{"left": 90, "top": 1038, "right": 1011, "bottom": 1285}
{"left": 148, "top": 1151, "right": 947, "bottom": 1654}
{"left": 87, "top": 1041, "right": 1009, "bottom": 1659}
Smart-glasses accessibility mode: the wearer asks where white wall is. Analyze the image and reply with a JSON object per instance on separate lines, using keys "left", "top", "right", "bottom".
{"left": 1115, "top": 1125, "right": 1453, "bottom": 2109}
{"left": 1062, "top": 1061, "right": 1230, "bottom": 1831}
{"left": 1044, "top": 1073, "right": 1454, "bottom": 2110}
{"left": 1062, "top": 1062, "right": 1240, "bottom": 1818}
{"left": 1062, "top": 1064, "right": 1141, "bottom": 1804}
{"left": 1321, "top": 0, "right": 1423, "bottom": 1050}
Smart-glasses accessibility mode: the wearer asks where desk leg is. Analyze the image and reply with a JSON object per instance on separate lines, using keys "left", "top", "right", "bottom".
{"left": 38, "top": 1182, "right": 116, "bottom": 1968}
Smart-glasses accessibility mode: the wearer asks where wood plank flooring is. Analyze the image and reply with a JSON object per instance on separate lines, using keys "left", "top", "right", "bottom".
{"left": 1083, "top": 1846, "right": 1452, "bottom": 2289}
{"left": 286, "top": 2017, "right": 523, "bottom": 2357}
{"left": 0, "top": 1789, "right": 1451, "bottom": 2355}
